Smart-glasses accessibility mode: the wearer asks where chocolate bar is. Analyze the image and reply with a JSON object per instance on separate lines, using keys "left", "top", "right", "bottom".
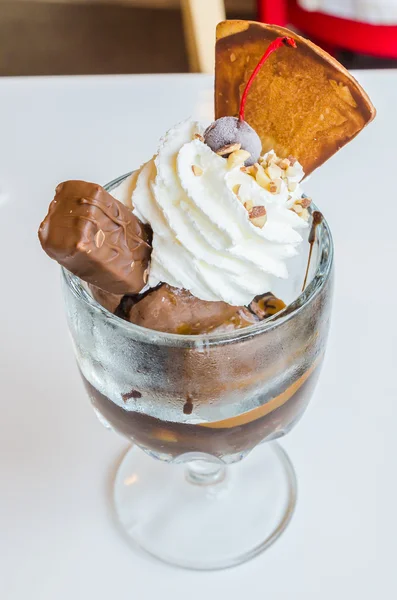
{"left": 38, "top": 180, "right": 151, "bottom": 294}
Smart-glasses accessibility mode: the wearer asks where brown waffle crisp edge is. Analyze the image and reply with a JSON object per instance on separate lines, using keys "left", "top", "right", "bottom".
{"left": 215, "top": 20, "right": 376, "bottom": 175}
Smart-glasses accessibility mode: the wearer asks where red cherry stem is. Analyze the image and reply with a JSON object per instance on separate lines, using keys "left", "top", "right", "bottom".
{"left": 239, "top": 36, "right": 297, "bottom": 121}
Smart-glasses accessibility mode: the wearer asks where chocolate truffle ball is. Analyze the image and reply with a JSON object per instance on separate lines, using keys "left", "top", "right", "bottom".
{"left": 204, "top": 116, "right": 262, "bottom": 166}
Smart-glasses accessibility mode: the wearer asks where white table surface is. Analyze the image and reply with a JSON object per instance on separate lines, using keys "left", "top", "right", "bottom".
{"left": 1, "top": 71, "right": 396, "bottom": 599}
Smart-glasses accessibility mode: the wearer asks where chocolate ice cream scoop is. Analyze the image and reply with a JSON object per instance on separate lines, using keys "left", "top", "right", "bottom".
{"left": 89, "top": 284, "right": 287, "bottom": 335}
{"left": 115, "top": 284, "right": 251, "bottom": 334}
{"left": 89, "top": 284, "right": 123, "bottom": 314}
{"left": 38, "top": 181, "right": 152, "bottom": 295}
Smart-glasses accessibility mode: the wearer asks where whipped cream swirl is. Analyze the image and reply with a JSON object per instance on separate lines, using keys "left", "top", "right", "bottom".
{"left": 114, "top": 119, "right": 308, "bottom": 306}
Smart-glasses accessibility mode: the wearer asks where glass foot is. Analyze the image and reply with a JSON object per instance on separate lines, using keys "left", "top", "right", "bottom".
{"left": 113, "top": 442, "right": 297, "bottom": 570}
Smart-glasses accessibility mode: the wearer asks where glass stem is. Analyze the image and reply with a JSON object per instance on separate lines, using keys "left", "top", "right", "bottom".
{"left": 185, "top": 459, "right": 226, "bottom": 486}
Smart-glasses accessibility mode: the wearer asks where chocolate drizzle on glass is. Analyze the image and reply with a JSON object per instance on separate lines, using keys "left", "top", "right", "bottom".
{"left": 183, "top": 395, "right": 194, "bottom": 415}
{"left": 302, "top": 210, "right": 323, "bottom": 292}
{"left": 122, "top": 389, "right": 142, "bottom": 404}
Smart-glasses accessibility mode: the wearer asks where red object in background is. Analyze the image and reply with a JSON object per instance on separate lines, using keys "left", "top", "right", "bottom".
{"left": 257, "top": 0, "right": 397, "bottom": 59}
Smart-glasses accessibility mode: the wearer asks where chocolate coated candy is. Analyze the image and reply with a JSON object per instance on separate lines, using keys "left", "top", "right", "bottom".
{"left": 38, "top": 180, "right": 151, "bottom": 294}
{"left": 204, "top": 116, "right": 261, "bottom": 166}
{"left": 126, "top": 285, "right": 241, "bottom": 334}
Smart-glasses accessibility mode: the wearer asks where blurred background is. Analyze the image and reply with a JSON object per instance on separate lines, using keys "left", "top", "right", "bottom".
{"left": 1, "top": 0, "right": 396, "bottom": 76}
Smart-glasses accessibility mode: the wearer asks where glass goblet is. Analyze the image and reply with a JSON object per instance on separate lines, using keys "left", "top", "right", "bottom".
{"left": 62, "top": 174, "right": 334, "bottom": 570}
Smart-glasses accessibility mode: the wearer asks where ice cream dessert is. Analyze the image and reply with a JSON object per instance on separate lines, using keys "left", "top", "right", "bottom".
{"left": 40, "top": 108, "right": 309, "bottom": 332}
{"left": 38, "top": 21, "right": 375, "bottom": 458}
{"left": 40, "top": 21, "right": 376, "bottom": 334}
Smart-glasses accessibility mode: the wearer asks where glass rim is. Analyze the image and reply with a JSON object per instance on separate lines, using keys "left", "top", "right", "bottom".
{"left": 62, "top": 173, "right": 334, "bottom": 348}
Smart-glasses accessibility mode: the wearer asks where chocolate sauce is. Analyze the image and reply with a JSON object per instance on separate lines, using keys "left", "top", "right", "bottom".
{"left": 114, "top": 284, "right": 162, "bottom": 321}
{"left": 122, "top": 389, "right": 142, "bottom": 404}
{"left": 183, "top": 395, "right": 194, "bottom": 415}
{"left": 83, "top": 366, "right": 321, "bottom": 458}
{"left": 302, "top": 211, "right": 323, "bottom": 292}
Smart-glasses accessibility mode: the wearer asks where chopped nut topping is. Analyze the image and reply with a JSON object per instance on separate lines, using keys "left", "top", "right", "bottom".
{"left": 255, "top": 163, "right": 271, "bottom": 189}
{"left": 287, "top": 155, "right": 297, "bottom": 166}
{"left": 230, "top": 52, "right": 236, "bottom": 62}
{"left": 249, "top": 206, "right": 267, "bottom": 228}
{"left": 232, "top": 184, "right": 241, "bottom": 197}
{"left": 278, "top": 158, "right": 291, "bottom": 170}
{"left": 227, "top": 149, "right": 251, "bottom": 170}
{"left": 291, "top": 204, "right": 303, "bottom": 214}
{"left": 249, "top": 206, "right": 266, "bottom": 218}
{"left": 240, "top": 165, "right": 256, "bottom": 176}
{"left": 269, "top": 181, "right": 279, "bottom": 194}
{"left": 266, "top": 152, "right": 277, "bottom": 164}
{"left": 267, "top": 163, "right": 282, "bottom": 180}
{"left": 194, "top": 133, "right": 204, "bottom": 142}
{"left": 288, "top": 181, "right": 298, "bottom": 192}
{"left": 216, "top": 142, "right": 241, "bottom": 156}
{"left": 251, "top": 216, "right": 267, "bottom": 228}
{"left": 94, "top": 229, "right": 105, "bottom": 248}
{"left": 301, "top": 208, "right": 309, "bottom": 221}
{"left": 244, "top": 199, "right": 254, "bottom": 212}
{"left": 191, "top": 165, "right": 203, "bottom": 176}
{"left": 299, "top": 197, "right": 312, "bottom": 209}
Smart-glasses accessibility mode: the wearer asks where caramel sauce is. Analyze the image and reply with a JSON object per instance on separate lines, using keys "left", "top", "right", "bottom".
{"left": 250, "top": 292, "right": 286, "bottom": 320}
{"left": 175, "top": 308, "right": 255, "bottom": 335}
